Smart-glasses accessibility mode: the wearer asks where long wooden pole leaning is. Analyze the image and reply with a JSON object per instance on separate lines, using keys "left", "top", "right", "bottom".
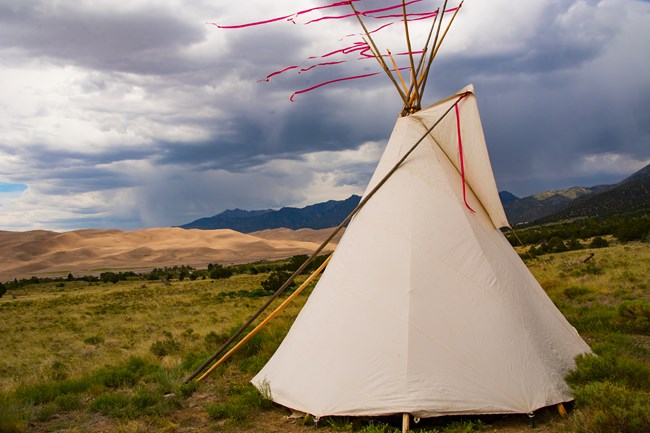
{"left": 387, "top": 50, "right": 409, "bottom": 95}
{"left": 196, "top": 255, "right": 332, "bottom": 382}
{"left": 401, "top": 0, "right": 418, "bottom": 111}
{"left": 418, "top": 1, "right": 463, "bottom": 105}
{"left": 350, "top": 2, "right": 408, "bottom": 105}
{"left": 184, "top": 232, "right": 338, "bottom": 383}
{"left": 404, "top": 9, "right": 440, "bottom": 111}
{"left": 184, "top": 91, "right": 467, "bottom": 384}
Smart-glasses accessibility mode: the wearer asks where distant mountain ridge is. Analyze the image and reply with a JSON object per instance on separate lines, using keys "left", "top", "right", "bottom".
{"left": 536, "top": 163, "right": 650, "bottom": 223}
{"left": 180, "top": 195, "right": 361, "bottom": 233}
{"left": 502, "top": 185, "right": 611, "bottom": 225}
{"left": 180, "top": 164, "right": 649, "bottom": 231}
{"left": 503, "top": 163, "right": 650, "bottom": 225}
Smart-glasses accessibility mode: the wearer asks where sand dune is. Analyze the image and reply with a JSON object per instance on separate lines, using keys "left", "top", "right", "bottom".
{"left": 0, "top": 227, "right": 340, "bottom": 282}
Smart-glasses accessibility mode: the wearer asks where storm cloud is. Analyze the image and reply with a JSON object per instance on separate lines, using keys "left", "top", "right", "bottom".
{"left": 0, "top": 0, "right": 648, "bottom": 231}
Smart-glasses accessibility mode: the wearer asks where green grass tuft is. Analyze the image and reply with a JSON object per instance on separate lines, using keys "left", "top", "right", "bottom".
{"left": 205, "top": 383, "right": 273, "bottom": 421}
{"left": 569, "top": 381, "right": 650, "bottom": 433}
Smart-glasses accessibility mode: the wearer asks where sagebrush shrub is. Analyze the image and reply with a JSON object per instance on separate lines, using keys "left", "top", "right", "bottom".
{"left": 613, "top": 300, "right": 650, "bottom": 334}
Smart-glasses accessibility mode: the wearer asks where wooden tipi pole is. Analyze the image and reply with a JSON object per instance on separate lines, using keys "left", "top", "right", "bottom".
{"left": 196, "top": 255, "right": 332, "bottom": 382}
{"left": 418, "top": 1, "right": 463, "bottom": 105}
{"left": 350, "top": 2, "right": 409, "bottom": 105}
{"left": 401, "top": 0, "right": 419, "bottom": 113}
{"left": 404, "top": 8, "right": 440, "bottom": 110}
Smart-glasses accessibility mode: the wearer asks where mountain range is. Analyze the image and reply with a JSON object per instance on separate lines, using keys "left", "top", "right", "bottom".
{"left": 180, "top": 164, "right": 650, "bottom": 230}
{"left": 503, "top": 163, "right": 650, "bottom": 225}
{"left": 179, "top": 195, "right": 361, "bottom": 233}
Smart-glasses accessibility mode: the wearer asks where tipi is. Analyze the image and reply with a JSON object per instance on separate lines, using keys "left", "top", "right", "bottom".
{"left": 196, "top": 0, "right": 592, "bottom": 423}
{"left": 250, "top": 84, "right": 591, "bottom": 418}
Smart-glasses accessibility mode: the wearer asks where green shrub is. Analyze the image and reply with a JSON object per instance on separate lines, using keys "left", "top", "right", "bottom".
{"left": 260, "top": 270, "right": 295, "bottom": 293}
{"left": 15, "top": 378, "right": 89, "bottom": 405}
{"left": 131, "top": 388, "right": 162, "bottom": 413}
{"left": 589, "top": 236, "right": 609, "bottom": 248}
{"left": 0, "top": 395, "right": 29, "bottom": 433}
{"left": 84, "top": 335, "right": 104, "bottom": 345}
{"left": 562, "top": 303, "right": 616, "bottom": 334}
{"left": 48, "top": 360, "right": 69, "bottom": 381}
{"left": 357, "top": 424, "right": 399, "bottom": 433}
{"left": 569, "top": 381, "right": 650, "bottom": 433}
{"left": 54, "top": 393, "right": 83, "bottom": 411}
{"left": 89, "top": 392, "right": 130, "bottom": 417}
{"left": 546, "top": 237, "right": 569, "bottom": 253}
{"left": 180, "top": 350, "right": 208, "bottom": 372}
{"left": 150, "top": 334, "right": 180, "bottom": 358}
{"left": 571, "top": 261, "right": 604, "bottom": 276}
{"left": 237, "top": 354, "right": 267, "bottom": 374}
{"left": 613, "top": 300, "right": 650, "bottom": 334}
{"left": 564, "top": 286, "right": 592, "bottom": 300}
{"left": 35, "top": 403, "right": 57, "bottom": 422}
{"left": 179, "top": 381, "right": 198, "bottom": 398}
{"left": 567, "top": 238, "right": 584, "bottom": 250}
{"left": 567, "top": 353, "right": 650, "bottom": 391}
{"left": 615, "top": 217, "right": 650, "bottom": 242}
{"left": 95, "top": 356, "right": 159, "bottom": 388}
{"left": 204, "top": 330, "right": 229, "bottom": 350}
{"left": 327, "top": 416, "right": 354, "bottom": 430}
{"left": 205, "top": 383, "right": 272, "bottom": 421}
{"left": 208, "top": 263, "right": 233, "bottom": 279}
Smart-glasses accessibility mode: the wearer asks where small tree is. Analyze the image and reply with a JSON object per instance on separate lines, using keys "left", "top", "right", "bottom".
{"left": 261, "top": 270, "right": 295, "bottom": 293}
{"left": 283, "top": 255, "right": 309, "bottom": 273}
{"left": 208, "top": 263, "right": 233, "bottom": 279}
{"left": 590, "top": 236, "right": 609, "bottom": 249}
{"left": 0, "top": 283, "right": 6, "bottom": 298}
{"left": 546, "top": 237, "right": 568, "bottom": 253}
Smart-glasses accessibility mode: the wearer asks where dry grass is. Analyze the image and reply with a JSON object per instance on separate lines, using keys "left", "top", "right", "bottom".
{"left": 1, "top": 242, "right": 649, "bottom": 433}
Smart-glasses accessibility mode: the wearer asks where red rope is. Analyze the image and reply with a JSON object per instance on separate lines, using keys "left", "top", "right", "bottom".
{"left": 454, "top": 92, "right": 475, "bottom": 213}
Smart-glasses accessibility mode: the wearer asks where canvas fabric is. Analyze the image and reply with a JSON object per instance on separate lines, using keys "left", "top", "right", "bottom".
{"left": 252, "top": 85, "right": 591, "bottom": 418}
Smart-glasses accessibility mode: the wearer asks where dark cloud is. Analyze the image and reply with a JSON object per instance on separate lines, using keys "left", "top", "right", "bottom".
{"left": 0, "top": 0, "right": 648, "bottom": 230}
{"left": 0, "top": 0, "right": 208, "bottom": 74}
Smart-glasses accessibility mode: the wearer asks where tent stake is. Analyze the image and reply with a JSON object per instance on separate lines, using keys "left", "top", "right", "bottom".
{"left": 402, "top": 413, "right": 410, "bottom": 433}
{"left": 184, "top": 91, "right": 466, "bottom": 384}
{"left": 196, "top": 255, "right": 331, "bottom": 382}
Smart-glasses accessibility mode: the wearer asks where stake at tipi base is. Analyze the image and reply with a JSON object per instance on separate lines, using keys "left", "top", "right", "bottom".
{"left": 196, "top": 255, "right": 332, "bottom": 383}
{"left": 402, "top": 413, "right": 410, "bottom": 433}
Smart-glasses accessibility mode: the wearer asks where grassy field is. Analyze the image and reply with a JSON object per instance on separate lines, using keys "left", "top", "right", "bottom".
{"left": 0, "top": 242, "right": 649, "bottom": 433}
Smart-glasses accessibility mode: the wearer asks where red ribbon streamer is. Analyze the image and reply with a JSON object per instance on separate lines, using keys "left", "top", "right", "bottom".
{"left": 258, "top": 65, "right": 299, "bottom": 82}
{"left": 290, "top": 72, "right": 380, "bottom": 101}
{"left": 300, "top": 61, "right": 347, "bottom": 73}
{"left": 454, "top": 92, "right": 475, "bottom": 213}
{"left": 213, "top": 0, "right": 360, "bottom": 29}
{"left": 290, "top": 67, "right": 411, "bottom": 101}
{"left": 305, "top": 0, "right": 422, "bottom": 24}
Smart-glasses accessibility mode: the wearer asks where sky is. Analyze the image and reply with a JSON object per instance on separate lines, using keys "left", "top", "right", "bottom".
{"left": 0, "top": 0, "right": 649, "bottom": 231}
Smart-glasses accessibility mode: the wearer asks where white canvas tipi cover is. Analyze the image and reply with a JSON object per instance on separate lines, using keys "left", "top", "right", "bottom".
{"left": 252, "top": 85, "right": 591, "bottom": 418}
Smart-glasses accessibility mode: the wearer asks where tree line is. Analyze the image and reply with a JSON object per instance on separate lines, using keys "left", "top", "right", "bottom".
{"left": 0, "top": 254, "right": 330, "bottom": 295}
{"left": 505, "top": 214, "right": 649, "bottom": 259}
